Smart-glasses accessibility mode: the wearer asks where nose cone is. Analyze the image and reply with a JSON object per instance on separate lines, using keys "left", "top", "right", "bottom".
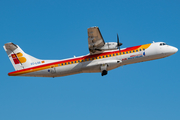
{"left": 172, "top": 47, "right": 178, "bottom": 53}
{"left": 164, "top": 46, "right": 178, "bottom": 55}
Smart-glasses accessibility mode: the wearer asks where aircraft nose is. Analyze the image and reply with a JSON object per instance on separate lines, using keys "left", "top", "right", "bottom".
{"left": 171, "top": 46, "right": 178, "bottom": 54}
{"left": 165, "top": 46, "right": 178, "bottom": 55}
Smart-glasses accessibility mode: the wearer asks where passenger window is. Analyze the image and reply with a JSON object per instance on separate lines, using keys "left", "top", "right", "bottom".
{"left": 133, "top": 50, "right": 135, "bottom": 52}
{"left": 129, "top": 51, "right": 131, "bottom": 53}
{"left": 139, "top": 49, "right": 141, "bottom": 51}
{"left": 109, "top": 55, "right": 111, "bottom": 57}
{"left": 61, "top": 63, "right": 63, "bottom": 66}
{"left": 92, "top": 58, "right": 94, "bottom": 60}
{"left": 123, "top": 52, "right": 125, "bottom": 54}
{"left": 65, "top": 63, "right": 67, "bottom": 65}
{"left": 78, "top": 60, "right": 80, "bottom": 62}
{"left": 102, "top": 56, "right": 104, "bottom": 58}
{"left": 136, "top": 50, "right": 138, "bottom": 52}
{"left": 68, "top": 62, "right": 70, "bottom": 64}
{"left": 99, "top": 56, "right": 101, "bottom": 59}
{"left": 71, "top": 62, "right": 73, "bottom": 64}
{"left": 126, "top": 51, "right": 128, "bottom": 54}
{"left": 106, "top": 55, "right": 108, "bottom": 57}
{"left": 116, "top": 53, "right": 118, "bottom": 55}
{"left": 75, "top": 61, "right": 76, "bottom": 63}
{"left": 143, "top": 48, "right": 145, "bottom": 51}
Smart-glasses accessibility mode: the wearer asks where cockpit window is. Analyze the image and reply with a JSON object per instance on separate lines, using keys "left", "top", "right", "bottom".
{"left": 160, "top": 43, "right": 167, "bottom": 46}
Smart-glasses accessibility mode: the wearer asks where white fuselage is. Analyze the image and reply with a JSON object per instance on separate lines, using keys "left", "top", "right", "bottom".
{"left": 15, "top": 42, "right": 177, "bottom": 77}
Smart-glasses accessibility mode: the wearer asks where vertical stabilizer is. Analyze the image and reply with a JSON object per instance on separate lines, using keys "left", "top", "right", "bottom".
{"left": 3, "top": 43, "right": 42, "bottom": 71}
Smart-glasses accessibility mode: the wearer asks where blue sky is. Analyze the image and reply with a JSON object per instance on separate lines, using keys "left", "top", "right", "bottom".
{"left": 0, "top": 0, "right": 180, "bottom": 120}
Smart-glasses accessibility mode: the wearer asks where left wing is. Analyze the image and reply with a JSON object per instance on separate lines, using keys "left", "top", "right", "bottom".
{"left": 88, "top": 27, "right": 105, "bottom": 54}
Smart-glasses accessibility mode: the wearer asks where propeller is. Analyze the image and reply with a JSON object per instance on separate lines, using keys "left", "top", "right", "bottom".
{"left": 117, "top": 34, "right": 123, "bottom": 53}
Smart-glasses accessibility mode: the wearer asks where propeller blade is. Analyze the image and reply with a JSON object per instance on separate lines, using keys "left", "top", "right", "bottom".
{"left": 117, "top": 34, "right": 122, "bottom": 46}
{"left": 118, "top": 46, "right": 121, "bottom": 53}
{"left": 117, "top": 34, "right": 119, "bottom": 45}
{"left": 117, "top": 33, "right": 123, "bottom": 54}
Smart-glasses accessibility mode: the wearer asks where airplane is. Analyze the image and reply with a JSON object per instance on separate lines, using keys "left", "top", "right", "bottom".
{"left": 3, "top": 26, "right": 178, "bottom": 77}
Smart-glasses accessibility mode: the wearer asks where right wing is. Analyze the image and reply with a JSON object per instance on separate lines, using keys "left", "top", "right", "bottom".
{"left": 88, "top": 27, "right": 105, "bottom": 54}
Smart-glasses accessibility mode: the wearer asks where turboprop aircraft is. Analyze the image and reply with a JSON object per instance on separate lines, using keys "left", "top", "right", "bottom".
{"left": 3, "top": 27, "right": 178, "bottom": 77}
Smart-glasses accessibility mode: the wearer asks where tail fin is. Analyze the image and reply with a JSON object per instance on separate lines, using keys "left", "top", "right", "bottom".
{"left": 3, "top": 42, "right": 43, "bottom": 71}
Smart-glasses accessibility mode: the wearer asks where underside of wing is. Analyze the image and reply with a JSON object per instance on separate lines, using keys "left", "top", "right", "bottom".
{"left": 88, "top": 27, "right": 105, "bottom": 54}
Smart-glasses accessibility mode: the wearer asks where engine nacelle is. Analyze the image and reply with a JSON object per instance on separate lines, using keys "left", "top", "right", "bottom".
{"left": 99, "top": 42, "right": 118, "bottom": 50}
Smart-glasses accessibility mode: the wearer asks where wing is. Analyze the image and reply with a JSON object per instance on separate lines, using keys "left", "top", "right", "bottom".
{"left": 88, "top": 27, "right": 105, "bottom": 55}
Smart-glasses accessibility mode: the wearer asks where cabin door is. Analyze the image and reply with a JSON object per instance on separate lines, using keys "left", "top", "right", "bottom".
{"left": 50, "top": 66, "right": 56, "bottom": 74}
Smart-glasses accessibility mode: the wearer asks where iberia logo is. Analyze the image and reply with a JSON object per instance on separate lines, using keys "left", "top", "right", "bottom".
{"left": 11, "top": 53, "right": 27, "bottom": 64}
